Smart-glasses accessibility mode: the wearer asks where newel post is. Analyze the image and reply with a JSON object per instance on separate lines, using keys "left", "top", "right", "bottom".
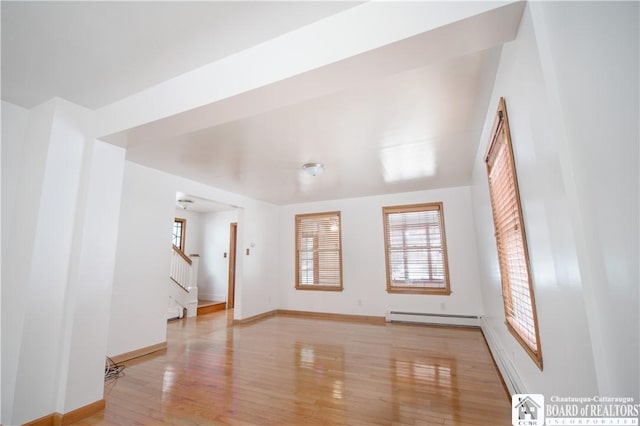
{"left": 186, "top": 254, "right": 200, "bottom": 317}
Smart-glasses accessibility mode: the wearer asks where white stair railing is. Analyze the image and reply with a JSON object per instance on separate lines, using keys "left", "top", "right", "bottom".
{"left": 170, "top": 245, "right": 191, "bottom": 290}
{"left": 168, "top": 247, "right": 199, "bottom": 318}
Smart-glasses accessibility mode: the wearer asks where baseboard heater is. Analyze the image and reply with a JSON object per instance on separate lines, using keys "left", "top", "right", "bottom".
{"left": 479, "top": 316, "right": 524, "bottom": 394}
{"left": 385, "top": 311, "right": 480, "bottom": 327}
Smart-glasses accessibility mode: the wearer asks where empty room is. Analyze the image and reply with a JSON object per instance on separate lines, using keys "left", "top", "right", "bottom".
{"left": 1, "top": 1, "right": 638, "bottom": 425}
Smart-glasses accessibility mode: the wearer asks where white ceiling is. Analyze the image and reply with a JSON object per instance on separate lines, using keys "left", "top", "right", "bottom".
{"left": 128, "top": 48, "right": 502, "bottom": 205}
{"left": 2, "top": 1, "right": 525, "bottom": 206}
{"left": 1, "top": 1, "right": 360, "bottom": 109}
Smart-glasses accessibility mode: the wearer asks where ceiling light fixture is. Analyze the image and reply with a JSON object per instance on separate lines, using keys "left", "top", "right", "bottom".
{"left": 302, "top": 162, "right": 325, "bottom": 177}
{"left": 177, "top": 199, "right": 194, "bottom": 210}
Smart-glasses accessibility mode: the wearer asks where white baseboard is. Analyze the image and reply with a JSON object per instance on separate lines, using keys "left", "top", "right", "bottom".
{"left": 480, "top": 316, "right": 525, "bottom": 395}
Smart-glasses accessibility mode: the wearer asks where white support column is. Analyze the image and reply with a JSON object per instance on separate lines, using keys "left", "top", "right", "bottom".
{"left": 1, "top": 99, "right": 126, "bottom": 425}
{"left": 57, "top": 139, "right": 125, "bottom": 414}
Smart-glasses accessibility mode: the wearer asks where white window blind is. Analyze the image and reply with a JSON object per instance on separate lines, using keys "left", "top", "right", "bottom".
{"left": 382, "top": 203, "right": 450, "bottom": 295}
{"left": 295, "top": 212, "right": 343, "bottom": 291}
{"left": 485, "top": 97, "right": 542, "bottom": 369}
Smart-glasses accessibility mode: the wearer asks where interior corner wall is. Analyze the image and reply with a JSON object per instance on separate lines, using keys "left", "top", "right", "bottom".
{"left": 278, "top": 186, "right": 483, "bottom": 318}
{"left": 1, "top": 99, "right": 124, "bottom": 425}
{"left": 108, "top": 161, "right": 282, "bottom": 355}
{"left": 108, "top": 162, "right": 176, "bottom": 357}
{"left": 470, "top": 1, "right": 638, "bottom": 398}
{"left": 200, "top": 209, "right": 239, "bottom": 302}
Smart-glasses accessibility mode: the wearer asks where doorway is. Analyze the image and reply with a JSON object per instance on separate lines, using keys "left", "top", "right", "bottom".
{"left": 227, "top": 222, "right": 237, "bottom": 309}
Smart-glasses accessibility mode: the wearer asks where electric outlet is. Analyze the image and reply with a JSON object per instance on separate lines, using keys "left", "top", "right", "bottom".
{"left": 357, "top": 299, "right": 362, "bottom": 306}
{"left": 440, "top": 302, "right": 446, "bottom": 311}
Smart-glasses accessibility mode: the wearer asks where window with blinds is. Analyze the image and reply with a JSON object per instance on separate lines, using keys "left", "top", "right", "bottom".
{"left": 485, "top": 97, "right": 542, "bottom": 370}
{"left": 382, "top": 203, "right": 450, "bottom": 295}
{"left": 295, "top": 211, "right": 343, "bottom": 291}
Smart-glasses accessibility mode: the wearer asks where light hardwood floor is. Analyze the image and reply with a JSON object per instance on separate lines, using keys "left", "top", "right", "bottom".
{"left": 77, "top": 311, "right": 510, "bottom": 425}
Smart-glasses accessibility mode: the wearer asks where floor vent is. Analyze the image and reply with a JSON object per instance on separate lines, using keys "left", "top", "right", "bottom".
{"left": 385, "top": 311, "right": 479, "bottom": 327}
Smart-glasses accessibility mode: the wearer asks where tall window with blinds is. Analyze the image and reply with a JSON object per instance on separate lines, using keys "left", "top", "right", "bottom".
{"left": 382, "top": 203, "right": 451, "bottom": 295}
{"left": 485, "top": 97, "right": 543, "bottom": 369}
{"left": 295, "top": 211, "right": 343, "bottom": 291}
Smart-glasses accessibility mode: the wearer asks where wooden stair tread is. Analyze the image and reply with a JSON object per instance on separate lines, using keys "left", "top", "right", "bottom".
{"left": 197, "top": 300, "right": 226, "bottom": 315}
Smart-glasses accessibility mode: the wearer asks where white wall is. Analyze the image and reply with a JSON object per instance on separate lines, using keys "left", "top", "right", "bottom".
{"left": 174, "top": 207, "right": 203, "bottom": 257}
{"left": 1, "top": 99, "right": 125, "bottom": 425}
{"left": 533, "top": 1, "right": 639, "bottom": 400}
{"left": 10, "top": 99, "right": 87, "bottom": 423}
{"left": 108, "top": 163, "right": 177, "bottom": 357}
{"left": 470, "top": 1, "right": 638, "bottom": 398}
{"left": 108, "top": 162, "right": 281, "bottom": 358}
{"left": 4, "top": 99, "right": 44, "bottom": 423}
{"left": 57, "top": 140, "right": 125, "bottom": 413}
{"left": 279, "top": 186, "right": 483, "bottom": 317}
{"left": 238, "top": 202, "right": 280, "bottom": 319}
{"left": 200, "top": 210, "right": 238, "bottom": 301}
{"left": 1, "top": 102, "right": 29, "bottom": 260}
{"left": 0, "top": 101, "right": 28, "bottom": 424}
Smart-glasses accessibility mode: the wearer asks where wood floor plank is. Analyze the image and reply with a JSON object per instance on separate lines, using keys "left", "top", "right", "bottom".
{"left": 76, "top": 311, "right": 510, "bottom": 425}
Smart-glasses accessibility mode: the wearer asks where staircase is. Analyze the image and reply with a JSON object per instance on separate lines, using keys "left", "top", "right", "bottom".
{"left": 168, "top": 246, "right": 199, "bottom": 319}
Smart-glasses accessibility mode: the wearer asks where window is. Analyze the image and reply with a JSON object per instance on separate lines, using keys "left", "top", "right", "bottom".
{"left": 295, "top": 211, "right": 343, "bottom": 291}
{"left": 382, "top": 203, "right": 450, "bottom": 295}
{"left": 173, "top": 218, "right": 186, "bottom": 251}
{"left": 485, "top": 97, "right": 542, "bottom": 369}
